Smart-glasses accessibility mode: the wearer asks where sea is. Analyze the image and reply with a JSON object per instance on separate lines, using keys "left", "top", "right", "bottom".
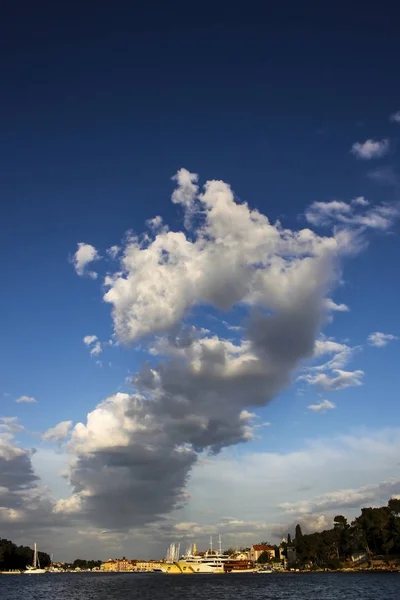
{"left": 0, "top": 571, "right": 399, "bottom": 600}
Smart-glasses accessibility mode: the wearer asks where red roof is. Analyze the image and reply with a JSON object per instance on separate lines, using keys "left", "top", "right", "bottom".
{"left": 252, "top": 544, "right": 273, "bottom": 551}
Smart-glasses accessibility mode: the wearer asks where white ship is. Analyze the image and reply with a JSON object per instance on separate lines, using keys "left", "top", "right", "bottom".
{"left": 160, "top": 536, "right": 257, "bottom": 574}
{"left": 161, "top": 538, "right": 224, "bottom": 574}
{"left": 23, "top": 543, "right": 47, "bottom": 574}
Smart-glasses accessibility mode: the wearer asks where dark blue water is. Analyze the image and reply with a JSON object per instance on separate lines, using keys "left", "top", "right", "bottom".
{"left": 1, "top": 572, "right": 399, "bottom": 599}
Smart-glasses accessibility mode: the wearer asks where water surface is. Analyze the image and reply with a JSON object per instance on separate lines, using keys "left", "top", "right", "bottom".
{"left": 1, "top": 571, "right": 399, "bottom": 600}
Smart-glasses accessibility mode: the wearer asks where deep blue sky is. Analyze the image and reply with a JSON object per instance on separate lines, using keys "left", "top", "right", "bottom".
{"left": 1, "top": 1, "right": 400, "bottom": 559}
{"left": 2, "top": 2, "right": 399, "bottom": 427}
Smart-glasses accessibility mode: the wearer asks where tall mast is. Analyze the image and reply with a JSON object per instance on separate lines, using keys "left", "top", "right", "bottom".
{"left": 218, "top": 534, "right": 222, "bottom": 555}
{"left": 210, "top": 535, "right": 213, "bottom": 554}
{"left": 33, "top": 543, "right": 37, "bottom": 568}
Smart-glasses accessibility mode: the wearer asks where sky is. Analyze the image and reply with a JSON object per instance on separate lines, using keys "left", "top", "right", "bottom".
{"left": 1, "top": 2, "right": 400, "bottom": 562}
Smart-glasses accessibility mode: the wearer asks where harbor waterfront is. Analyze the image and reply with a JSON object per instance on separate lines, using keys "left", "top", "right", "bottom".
{"left": 0, "top": 572, "right": 399, "bottom": 600}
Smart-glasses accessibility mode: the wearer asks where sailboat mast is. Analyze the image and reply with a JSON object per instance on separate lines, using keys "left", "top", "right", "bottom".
{"left": 33, "top": 543, "right": 37, "bottom": 568}
{"left": 218, "top": 534, "right": 222, "bottom": 555}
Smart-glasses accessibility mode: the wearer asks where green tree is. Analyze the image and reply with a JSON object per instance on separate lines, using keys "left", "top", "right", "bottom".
{"left": 295, "top": 524, "right": 303, "bottom": 540}
{"left": 257, "top": 551, "right": 271, "bottom": 564}
{"left": 333, "top": 515, "right": 352, "bottom": 558}
{"left": 287, "top": 533, "right": 292, "bottom": 544}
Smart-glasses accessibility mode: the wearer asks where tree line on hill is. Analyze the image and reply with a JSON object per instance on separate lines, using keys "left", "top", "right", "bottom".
{"left": 0, "top": 539, "right": 103, "bottom": 572}
{"left": 290, "top": 498, "right": 400, "bottom": 568}
{"left": 69, "top": 559, "right": 102, "bottom": 570}
{"left": 0, "top": 538, "right": 51, "bottom": 571}
{"left": 225, "top": 499, "right": 400, "bottom": 569}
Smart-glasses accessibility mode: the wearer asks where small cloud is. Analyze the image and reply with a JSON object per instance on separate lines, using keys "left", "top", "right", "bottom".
{"left": 106, "top": 245, "right": 120, "bottom": 259}
{"left": 368, "top": 332, "right": 398, "bottom": 348}
{"left": 16, "top": 395, "right": 37, "bottom": 404}
{"left": 222, "top": 320, "right": 243, "bottom": 332}
{"left": 325, "top": 299, "right": 350, "bottom": 313}
{"left": 389, "top": 111, "right": 400, "bottom": 124}
{"left": 146, "top": 216, "right": 164, "bottom": 231}
{"left": 351, "top": 139, "right": 389, "bottom": 160}
{"left": 308, "top": 399, "right": 336, "bottom": 413}
{"left": 368, "top": 166, "right": 399, "bottom": 187}
{"left": 42, "top": 420, "right": 73, "bottom": 442}
{"left": 83, "top": 335, "right": 102, "bottom": 356}
{"left": 70, "top": 242, "right": 100, "bottom": 278}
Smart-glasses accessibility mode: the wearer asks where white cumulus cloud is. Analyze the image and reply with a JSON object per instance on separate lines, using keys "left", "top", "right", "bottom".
{"left": 351, "top": 139, "right": 390, "bottom": 160}
{"left": 104, "top": 169, "right": 345, "bottom": 343}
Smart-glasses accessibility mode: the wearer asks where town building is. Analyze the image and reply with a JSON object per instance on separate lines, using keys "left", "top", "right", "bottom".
{"left": 133, "top": 560, "right": 162, "bottom": 572}
{"left": 248, "top": 544, "right": 275, "bottom": 562}
{"left": 100, "top": 558, "right": 136, "bottom": 572}
{"left": 287, "top": 546, "right": 297, "bottom": 566}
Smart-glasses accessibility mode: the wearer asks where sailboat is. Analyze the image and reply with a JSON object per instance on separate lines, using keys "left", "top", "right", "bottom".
{"left": 23, "top": 543, "right": 47, "bottom": 574}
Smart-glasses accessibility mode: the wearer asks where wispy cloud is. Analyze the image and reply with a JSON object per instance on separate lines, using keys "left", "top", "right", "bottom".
{"left": 351, "top": 138, "right": 390, "bottom": 160}
{"left": 368, "top": 166, "right": 399, "bottom": 187}
{"left": 299, "top": 369, "right": 364, "bottom": 391}
{"left": 308, "top": 400, "right": 336, "bottom": 413}
{"left": 15, "top": 395, "right": 37, "bottom": 404}
{"left": 279, "top": 480, "right": 400, "bottom": 515}
{"left": 305, "top": 197, "right": 398, "bottom": 231}
{"left": 106, "top": 245, "right": 120, "bottom": 259}
{"left": 368, "top": 332, "right": 398, "bottom": 348}
{"left": 389, "top": 111, "right": 400, "bottom": 124}
{"left": 0, "top": 416, "right": 24, "bottom": 434}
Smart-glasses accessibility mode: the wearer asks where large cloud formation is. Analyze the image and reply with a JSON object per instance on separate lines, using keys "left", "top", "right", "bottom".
{"left": 56, "top": 169, "right": 397, "bottom": 531}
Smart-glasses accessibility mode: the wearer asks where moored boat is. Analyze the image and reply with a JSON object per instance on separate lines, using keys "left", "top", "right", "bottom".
{"left": 23, "top": 543, "right": 47, "bottom": 574}
{"left": 224, "top": 559, "right": 258, "bottom": 573}
{"left": 0, "top": 570, "right": 21, "bottom": 575}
